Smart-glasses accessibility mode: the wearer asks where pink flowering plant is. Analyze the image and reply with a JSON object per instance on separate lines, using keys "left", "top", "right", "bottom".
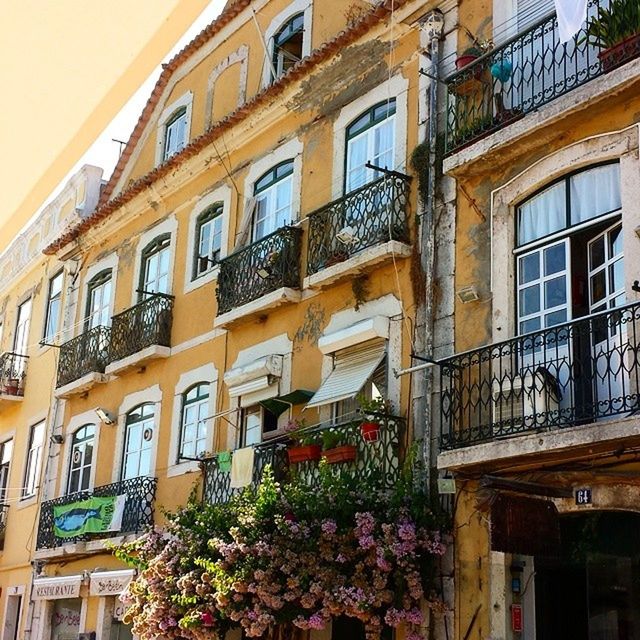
{"left": 115, "top": 458, "right": 447, "bottom": 640}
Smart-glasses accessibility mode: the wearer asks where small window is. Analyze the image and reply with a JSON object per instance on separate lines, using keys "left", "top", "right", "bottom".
{"left": 23, "top": 421, "right": 45, "bottom": 498}
{"left": 179, "top": 383, "right": 210, "bottom": 461}
{"left": 163, "top": 107, "right": 187, "bottom": 161}
{"left": 271, "top": 13, "right": 305, "bottom": 80}
{"left": 241, "top": 405, "right": 278, "bottom": 447}
{"left": 333, "top": 356, "right": 387, "bottom": 422}
{"left": 193, "top": 205, "right": 224, "bottom": 278}
{"left": 0, "top": 439, "right": 13, "bottom": 503}
{"left": 253, "top": 160, "right": 294, "bottom": 241}
{"left": 122, "top": 404, "right": 155, "bottom": 480}
{"left": 67, "top": 424, "right": 95, "bottom": 494}
{"left": 139, "top": 234, "right": 171, "bottom": 299}
{"left": 43, "top": 270, "right": 64, "bottom": 343}
{"left": 85, "top": 269, "right": 112, "bottom": 330}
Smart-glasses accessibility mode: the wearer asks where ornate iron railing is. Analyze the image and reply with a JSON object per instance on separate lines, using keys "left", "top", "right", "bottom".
{"left": 109, "top": 294, "right": 173, "bottom": 363}
{"left": 56, "top": 326, "right": 111, "bottom": 388}
{"left": 201, "top": 412, "right": 404, "bottom": 505}
{"left": 0, "top": 504, "right": 9, "bottom": 550}
{"left": 440, "top": 302, "right": 640, "bottom": 449}
{"left": 307, "top": 175, "right": 410, "bottom": 276}
{"left": 0, "top": 352, "right": 28, "bottom": 397}
{"left": 36, "top": 476, "right": 157, "bottom": 549}
{"left": 216, "top": 226, "right": 303, "bottom": 315}
{"left": 444, "top": 0, "right": 640, "bottom": 153}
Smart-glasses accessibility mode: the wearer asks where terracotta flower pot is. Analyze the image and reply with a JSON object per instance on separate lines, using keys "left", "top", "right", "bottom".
{"left": 599, "top": 32, "right": 640, "bottom": 72}
{"left": 323, "top": 445, "right": 357, "bottom": 464}
{"left": 360, "top": 421, "right": 380, "bottom": 443}
{"left": 455, "top": 54, "right": 479, "bottom": 69}
{"left": 287, "top": 444, "right": 321, "bottom": 464}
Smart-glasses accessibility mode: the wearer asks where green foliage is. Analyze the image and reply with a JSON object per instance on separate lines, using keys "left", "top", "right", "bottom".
{"left": 584, "top": 0, "right": 640, "bottom": 49}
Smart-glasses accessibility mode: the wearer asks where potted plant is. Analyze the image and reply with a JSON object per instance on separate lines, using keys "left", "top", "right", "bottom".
{"left": 455, "top": 46, "right": 483, "bottom": 70}
{"left": 321, "top": 430, "right": 357, "bottom": 464}
{"left": 357, "top": 395, "right": 390, "bottom": 443}
{"left": 2, "top": 378, "right": 20, "bottom": 396}
{"left": 284, "top": 419, "right": 321, "bottom": 464}
{"left": 583, "top": 0, "right": 640, "bottom": 72}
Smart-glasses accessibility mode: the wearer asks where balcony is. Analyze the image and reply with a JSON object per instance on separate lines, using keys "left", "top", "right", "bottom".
{"left": 202, "top": 412, "right": 404, "bottom": 505}
{"left": 214, "top": 226, "right": 303, "bottom": 327}
{"left": 445, "top": 0, "right": 640, "bottom": 154}
{"left": 305, "top": 174, "right": 411, "bottom": 289}
{"left": 106, "top": 294, "right": 173, "bottom": 376}
{"left": 35, "top": 476, "right": 157, "bottom": 552}
{"left": 55, "top": 326, "right": 111, "bottom": 398}
{"left": 0, "top": 353, "right": 28, "bottom": 405}
{"left": 439, "top": 303, "right": 640, "bottom": 460}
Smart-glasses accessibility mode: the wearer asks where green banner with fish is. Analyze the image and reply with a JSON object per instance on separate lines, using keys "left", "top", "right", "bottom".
{"left": 53, "top": 495, "right": 126, "bottom": 538}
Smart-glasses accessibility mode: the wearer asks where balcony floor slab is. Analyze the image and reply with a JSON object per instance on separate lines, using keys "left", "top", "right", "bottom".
{"left": 105, "top": 345, "right": 170, "bottom": 376}
{"left": 304, "top": 240, "right": 411, "bottom": 290}
{"left": 0, "top": 394, "right": 23, "bottom": 406}
{"left": 214, "top": 287, "right": 301, "bottom": 328}
{"left": 54, "top": 372, "right": 110, "bottom": 399}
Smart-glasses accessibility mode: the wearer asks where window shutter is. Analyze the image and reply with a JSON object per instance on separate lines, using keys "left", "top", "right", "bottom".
{"left": 517, "top": 0, "right": 555, "bottom": 31}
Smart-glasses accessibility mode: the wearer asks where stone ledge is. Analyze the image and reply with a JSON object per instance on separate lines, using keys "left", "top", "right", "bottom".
{"left": 54, "top": 372, "right": 110, "bottom": 399}
{"left": 105, "top": 345, "right": 170, "bottom": 376}
{"left": 214, "top": 287, "right": 301, "bottom": 328}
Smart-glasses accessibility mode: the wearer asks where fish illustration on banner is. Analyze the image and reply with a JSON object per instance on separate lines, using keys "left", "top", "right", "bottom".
{"left": 53, "top": 495, "right": 127, "bottom": 538}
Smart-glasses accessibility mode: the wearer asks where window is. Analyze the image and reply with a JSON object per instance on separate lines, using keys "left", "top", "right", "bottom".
{"left": 43, "top": 271, "right": 64, "bottom": 343}
{"left": 271, "top": 13, "right": 304, "bottom": 80}
{"left": 345, "top": 100, "right": 396, "bottom": 193}
{"left": 253, "top": 161, "right": 294, "bottom": 241}
{"left": 333, "top": 356, "right": 387, "bottom": 421}
{"left": 0, "top": 439, "right": 13, "bottom": 504}
{"left": 67, "top": 424, "right": 95, "bottom": 494}
{"left": 139, "top": 234, "right": 171, "bottom": 299}
{"left": 241, "top": 405, "right": 278, "bottom": 447}
{"left": 163, "top": 107, "right": 187, "bottom": 161}
{"left": 85, "top": 270, "right": 112, "bottom": 329}
{"left": 122, "top": 404, "right": 154, "bottom": 480}
{"left": 23, "top": 421, "right": 44, "bottom": 498}
{"left": 13, "top": 298, "right": 32, "bottom": 356}
{"left": 193, "top": 205, "right": 223, "bottom": 278}
{"left": 179, "top": 383, "right": 210, "bottom": 460}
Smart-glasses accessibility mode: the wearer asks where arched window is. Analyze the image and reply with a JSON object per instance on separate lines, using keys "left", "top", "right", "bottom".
{"left": 85, "top": 269, "right": 112, "bottom": 329}
{"left": 179, "top": 383, "right": 210, "bottom": 461}
{"left": 271, "top": 13, "right": 305, "bottom": 80}
{"left": 139, "top": 234, "right": 171, "bottom": 299}
{"left": 194, "top": 205, "right": 224, "bottom": 278}
{"left": 67, "top": 424, "right": 95, "bottom": 494}
{"left": 345, "top": 99, "right": 396, "bottom": 193}
{"left": 122, "top": 404, "right": 155, "bottom": 480}
{"left": 163, "top": 107, "right": 187, "bottom": 161}
{"left": 253, "top": 160, "right": 294, "bottom": 241}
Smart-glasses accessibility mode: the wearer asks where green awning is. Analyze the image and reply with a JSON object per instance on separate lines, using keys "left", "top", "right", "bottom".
{"left": 260, "top": 390, "right": 314, "bottom": 417}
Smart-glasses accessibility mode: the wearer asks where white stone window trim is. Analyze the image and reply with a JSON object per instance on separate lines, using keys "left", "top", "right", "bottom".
{"left": 205, "top": 44, "right": 249, "bottom": 129}
{"left": 130, "top": 216, "right": 177, "bottom": 305}
{"left": 76, "top": 253, "right": 119, "bottom": 339}
{"left": 168, "top": 363, "right": 218, "bottom": 478}
{"left": 240, "top": 137, "right": 303, "bottom": 243}
{"left": 184, "top": 185, "right": 232, "bottom": 294}
{"left": 154, "top": 91, "right": 193, "bottom": 167}
{"left": 260, "top": 0, "right": 314, "bottom": 88}
{"left": 331, "top": 74, "right": 409, "bottom": 200}
{"left": 489, "top": 127, "right": 639, "bottom": 344}
{"left": 58, "top": 409, "right": 101, "bottom": 498}
{"left": 2, "top": 584, "right": 25, "bottom": 640}
{"left": 37, "top": 263, "right": 65, "bottom": 355}
{"left": 17, "top": 413, "right": 48, "bottom": 510}
{"left": 111, "top": 385, "right": 162, "bottom": 483}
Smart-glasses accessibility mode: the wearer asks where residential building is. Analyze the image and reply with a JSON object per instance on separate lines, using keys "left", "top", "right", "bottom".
{"left": 437, "top": 1, "right": 640, "bottom": 639}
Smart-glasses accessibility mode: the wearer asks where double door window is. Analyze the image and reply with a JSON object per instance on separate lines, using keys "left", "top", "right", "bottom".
{"left": 67, "top": 424, "right": 95, "bottom": 494}
{"left": 122, "top": 404, "right": 154, "bottom": 480}
{"left": 85, "top": 270, "right": 112, "bottom": 329}
{"left": 252, "top": 161, "right": 294, "bottom": 242}
{"left": 140, "top": 235, "right": 171, "bottom": 299}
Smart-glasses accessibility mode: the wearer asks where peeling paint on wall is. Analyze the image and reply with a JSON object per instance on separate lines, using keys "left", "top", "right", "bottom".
{"left": 293, "top": 302, "right": 325, "bottom": 351}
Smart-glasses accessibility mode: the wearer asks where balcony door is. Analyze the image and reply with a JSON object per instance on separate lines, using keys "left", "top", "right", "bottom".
{"left": 13, "top": 298, "right": 31, "bottom": 356}
{"left": 86, "top": 270, "right": 112, "bottom": 329}
{"left": 140, "top": 235, "right": 170, "bottom": 299}
{"left": 252, "top": 161, "right": 293, "bottom": 242}
{"left": 122, "top": 404, "right": 154, "bottom": 480}
{"left": 67, "top": 424, "right": 95, "bottom": 494}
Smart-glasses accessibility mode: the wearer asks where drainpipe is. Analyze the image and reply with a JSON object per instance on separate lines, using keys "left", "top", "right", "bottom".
{"left": 417, "top": 10, "right": 444, "bottom": 488}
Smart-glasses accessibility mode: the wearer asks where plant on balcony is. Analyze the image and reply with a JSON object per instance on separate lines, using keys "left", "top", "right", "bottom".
{"left": 284, "top": 418, "right": 321, "bottom": 464}
{"left": 321, "top": 430, "right": 357, "bottom": 464}
{"left": 583, "top": 0, "right": 640, "bottom": 71}
{"left": 357, "top": 395, "right": 390, "bottom": 443}
{"left": 115, "top": 460, "right": 448, "bottom": 640}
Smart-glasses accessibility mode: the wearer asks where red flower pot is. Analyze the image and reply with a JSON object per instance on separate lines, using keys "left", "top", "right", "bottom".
{"left": 323, "top": 445, "right": 357, "bottom": 464}
{"left": 598, "top": 33, "right": 640, "bottom": 72}
{"left": 287, "top": 444, "right": 321, "bottom": 464}
{"left": 360, "top": 421, "right": 380, "bottom": 443}
{"left": 455, "top": 54, "right": 479, "bottom": 69}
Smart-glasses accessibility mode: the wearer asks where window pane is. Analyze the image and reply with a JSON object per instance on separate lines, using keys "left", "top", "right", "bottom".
{"left": 610, "top": 259, "right": 624, "bottom": 293}
{"left": 519, "top": 285, "right": 540, "bottom": 316}
{"left": 589, "top": 236, "right": 605, "bottom": 269}
{"left": 517, "top": 182, "right": 566, "bottom": 245}
{"left": 544, "top": 276, "right": 567, "bottom": 308}
{"left": 590, "top": 270, "right": 606, "bottom": 304}
{"left": 544, "top": 309, "right": 567, "bottom": 327}
{"left": 570, "top": 163, "right": 621, "bottom": 225}
{"left": 544, "top": 244, "right": 566, "bottom": 275}
{"left": 609, "top": 224, "right": 623, "bottom": 257}
{"left": 519, "top": 252, "right": 540, "bottom": 284}
{"left": 520, "top": 317, "right": 541, "bottom": 334}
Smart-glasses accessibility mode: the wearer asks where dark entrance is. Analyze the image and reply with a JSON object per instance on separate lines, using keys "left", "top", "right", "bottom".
{"left": 535, "top": 512, "right": 640, "bottom": 640}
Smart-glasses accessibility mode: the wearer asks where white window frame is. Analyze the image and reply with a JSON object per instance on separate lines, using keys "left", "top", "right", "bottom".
{"left": 0, "top": 436, "right": 14, "bottom": 505}
{"left": 154, "top": 92, "right": 193, "bottom": 167}
{"left": 42, "top": 270, "right": 64, "bottom": 344}
{"left": 168, "top": 364, "right": 218, "bottom": 477}
{"left": 252, "top": 161, "right": 295, "bottom": 241}
{"left": 121, "top": 404, "right": 155, "bottom": 481}
{"left": 59, "top": 409, "right": 102, "bottom": 496}
{"left": 66, "top": 424, "right": 96, "bottom": 495}
{"left": 22, "top": 421, "right": 45, "bottom": 499}
{"left": 78, "top": 253, "right": 118, "bottom": 338}
{"left": 13, "top": 297, "right": 32, "bottom": 357}
{"left": 184, "top": 185, "right": 232, "bottom": 294}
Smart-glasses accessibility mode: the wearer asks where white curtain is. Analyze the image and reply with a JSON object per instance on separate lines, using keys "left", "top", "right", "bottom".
{"left": 555, "top": 0, "right": 587, "bottom": 43}
{"left": 570, "top": 164, "right": 621, "bottom": 225}
{"left": 518, "top": 182, "right": 566, "bottom": 245}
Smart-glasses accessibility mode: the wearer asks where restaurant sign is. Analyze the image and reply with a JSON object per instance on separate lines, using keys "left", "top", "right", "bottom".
{"left": 89, "top": 570, "right": 135, "bottom": 597}
{"left": 33, "top": 576, "right": 83, "bottom": 600}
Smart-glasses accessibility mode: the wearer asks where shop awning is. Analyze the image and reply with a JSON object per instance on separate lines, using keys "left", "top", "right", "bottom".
{"left": 260, "top": 389, "right": 314, "bottom": 417}
{"left": 305, "top": 340, "right": 386, "bottom": 409}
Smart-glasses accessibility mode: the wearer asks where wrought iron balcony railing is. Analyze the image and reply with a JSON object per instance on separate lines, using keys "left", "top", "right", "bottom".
{"left": 36, "top": 476, "right": 157, "bottom": 549}
{"left": 306, "top": 175, "right": 410, "bottom": 276}
{"left": 109, "top": 294, "right": 173, "bottom": 363}
{"left": 445, "top": 0, "right": 640, "bottom": 153}
{"left": 56, "top": 326, "right": 111, "bottom": 388}
{"left": 202, "top": 412, "right": 404, "bottom": 505}
{"left": 0, "top": 352, "right": 28, "bottom": 397}
{"left": 439, "top": 302, "right": 640, "bottom": 450}
{"left": 216, "top": 226, "right": 303, "bottom": 315}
